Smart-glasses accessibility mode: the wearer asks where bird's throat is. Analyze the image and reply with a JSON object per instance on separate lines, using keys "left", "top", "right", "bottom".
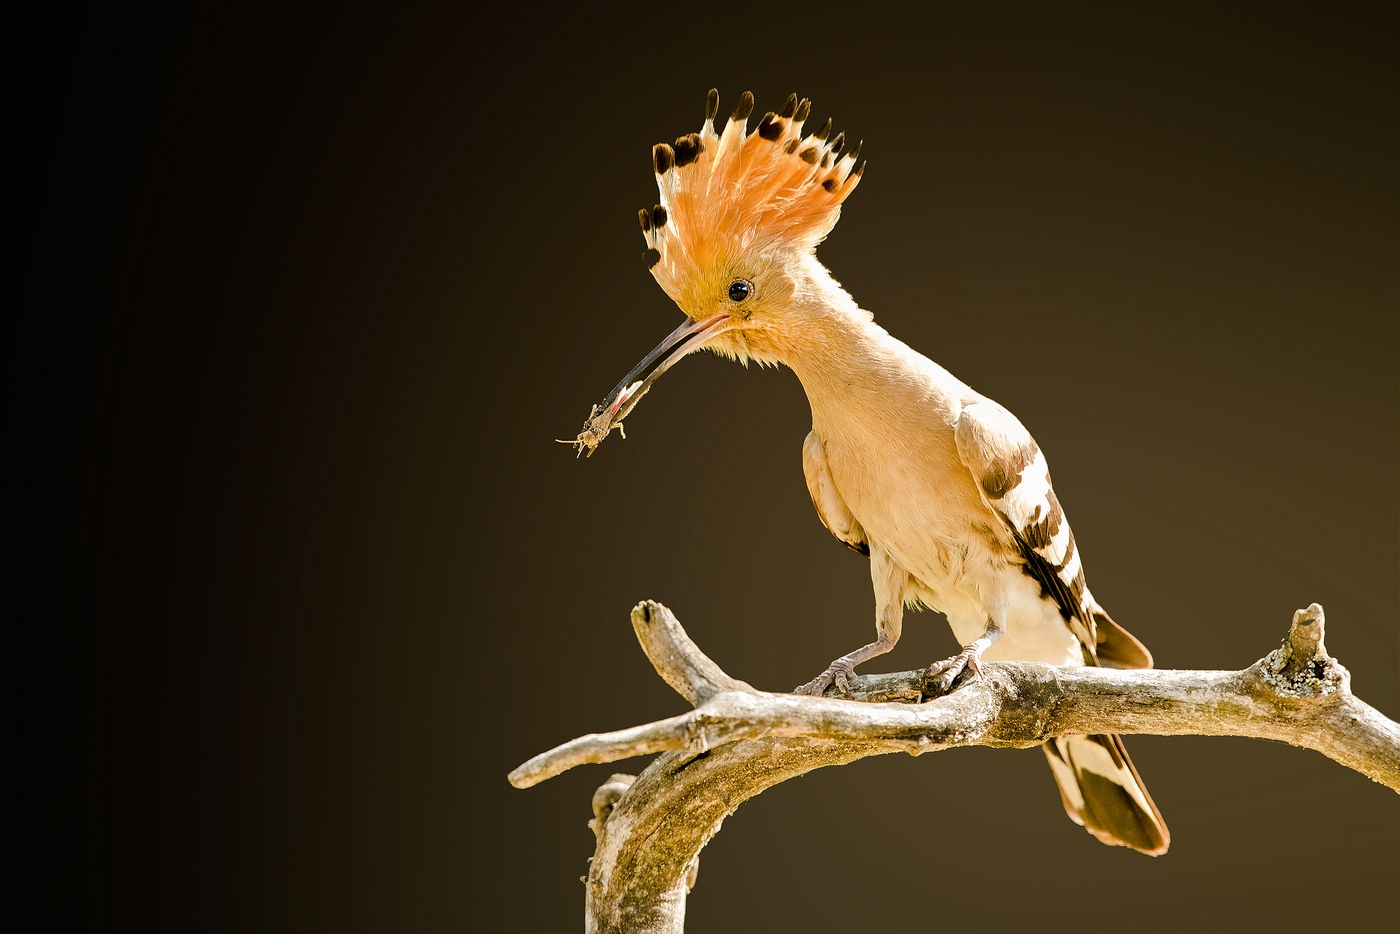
{"left": 783, "top": 305, "right": 901, "bottom": 424}
{"left": 775, "top": 264, "right": 946, "bottom": 452}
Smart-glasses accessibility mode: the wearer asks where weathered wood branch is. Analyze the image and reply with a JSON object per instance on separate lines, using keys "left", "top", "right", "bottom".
{"left": 509, "top": 601, "right": 1399, "bottom": 934}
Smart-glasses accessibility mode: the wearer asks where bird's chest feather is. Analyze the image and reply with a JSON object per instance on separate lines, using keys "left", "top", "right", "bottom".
{"left": 818, "top": 423, "right": 1002, "bottom": 594}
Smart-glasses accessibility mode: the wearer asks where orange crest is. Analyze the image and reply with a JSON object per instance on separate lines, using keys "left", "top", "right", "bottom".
{"left": 639, "top": 90, "right": 865, "bottom": 296}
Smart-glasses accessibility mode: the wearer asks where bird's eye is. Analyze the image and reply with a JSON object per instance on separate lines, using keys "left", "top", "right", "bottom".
{"left": 728, "top": 280, "right": 752, "bottom": 302}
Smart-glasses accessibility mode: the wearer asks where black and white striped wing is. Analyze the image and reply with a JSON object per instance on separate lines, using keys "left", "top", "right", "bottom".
{"left": 954, "top": 400, "right": 1095, "bottom": 654}
{"left": 957, "top": 400, "right": 1169, "bottom": 854}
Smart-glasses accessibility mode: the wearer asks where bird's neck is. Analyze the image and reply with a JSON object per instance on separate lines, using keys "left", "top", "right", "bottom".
{"left": 776, "top": 259, "right": 926, "bottom": 438}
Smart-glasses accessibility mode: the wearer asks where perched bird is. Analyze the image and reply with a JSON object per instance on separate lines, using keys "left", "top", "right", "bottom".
{"left": 572, "top": 90, "right": 1169, "bottom": 855}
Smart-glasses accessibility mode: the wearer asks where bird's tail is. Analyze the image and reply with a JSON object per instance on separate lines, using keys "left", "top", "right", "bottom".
{"left": 1042, "top": 733, "right": 1169, "bottom": 855}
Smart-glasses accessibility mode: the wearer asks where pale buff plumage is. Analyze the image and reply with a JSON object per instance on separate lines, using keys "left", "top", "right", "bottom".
{"left": 573, "top": 91, "right": 1168, "bottom": 855}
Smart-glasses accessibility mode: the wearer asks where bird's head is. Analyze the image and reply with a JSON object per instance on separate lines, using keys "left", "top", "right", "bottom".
{"left": 570, "top": 89, "right": 865, "bottom": 456}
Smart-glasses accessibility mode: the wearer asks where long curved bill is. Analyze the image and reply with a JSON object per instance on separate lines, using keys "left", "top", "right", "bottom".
{"left": 565, "top": 313, "right": 732, "bottom": 457}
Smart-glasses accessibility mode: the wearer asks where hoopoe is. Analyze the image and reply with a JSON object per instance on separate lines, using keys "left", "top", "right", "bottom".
{"left": 571, "top": 90, "right": 1169, "bottom": 855}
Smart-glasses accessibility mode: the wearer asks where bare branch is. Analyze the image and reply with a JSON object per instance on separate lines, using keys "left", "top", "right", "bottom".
{"left": 509, "top": 602, "right": 1399, "bottom": 934}
{"left": 510, "top": 715, "right": 693, "bottom": 789}
{"left": 630, "top": 601, "right": 752, "bottom": 704}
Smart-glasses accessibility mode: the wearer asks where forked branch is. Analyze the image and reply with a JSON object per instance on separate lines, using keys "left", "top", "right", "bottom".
{"left": 509, "top": 601, "right": 1399, "bottom": 934}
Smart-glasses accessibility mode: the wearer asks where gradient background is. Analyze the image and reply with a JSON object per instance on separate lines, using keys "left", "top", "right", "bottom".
{"left": 25, "top": 2, "right": 1397, "bottom": 931}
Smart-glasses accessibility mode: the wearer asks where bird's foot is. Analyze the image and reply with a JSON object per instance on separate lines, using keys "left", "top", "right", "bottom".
{"left": 794, "top": 658, "right": 856, "bottom": 697}
{"left": 922, "top": 647, "right": 985, "bottom": 697}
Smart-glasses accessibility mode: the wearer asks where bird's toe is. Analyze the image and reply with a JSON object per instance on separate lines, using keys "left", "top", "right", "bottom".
{"left": 793, "top": 671, "right": 833, "bottom": 696}
{"left": 922, "top": 649, "right": 983, "bottom": 697}
{"left": 794, "top": 660, "right": 855, "bottom": 697}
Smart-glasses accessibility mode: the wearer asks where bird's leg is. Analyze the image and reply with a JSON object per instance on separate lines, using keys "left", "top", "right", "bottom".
{"left": 795, "top": 546, "right": 907, "bottom": 697}
{"left": 923, "top": 617, "right": 1005, "bottom": 696}
{"left": 794, "top": 632, "right": 897, "bottom": 696}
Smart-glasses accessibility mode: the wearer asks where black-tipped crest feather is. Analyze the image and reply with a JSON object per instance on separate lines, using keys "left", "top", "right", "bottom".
{"left": 730, "top": 91, "right": 754, "bottom": 121}
{"left": 652, "top": 143, "right": 674, "bottom": 173}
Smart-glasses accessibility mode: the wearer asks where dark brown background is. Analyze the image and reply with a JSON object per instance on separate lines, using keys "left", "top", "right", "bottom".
{"left": 24, "top": 1, "right": 1397, "bottom": 931}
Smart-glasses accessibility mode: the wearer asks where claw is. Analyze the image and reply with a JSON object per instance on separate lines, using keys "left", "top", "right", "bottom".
{"left": 922, "top": 646, "right": 985, "bottom": 697}
{"left": 794, "top": 659, "right": 855, "bottom": 697}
